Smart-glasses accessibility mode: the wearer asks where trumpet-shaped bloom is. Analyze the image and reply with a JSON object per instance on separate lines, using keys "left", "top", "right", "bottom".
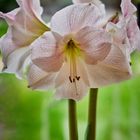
{"left": 0, "top": 0, "right": 49, "bottom": 78}
{"left": 0, "top": 0, "right": 138, "bottom": 100}
{"left": 29, "top": 3, "right": 132, "bottom": 100}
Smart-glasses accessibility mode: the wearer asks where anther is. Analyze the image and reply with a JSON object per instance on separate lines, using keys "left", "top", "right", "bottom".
{"left": 67, "top": 39, "right": 75, "bottom": 48}
{"left": 76, "top": 76, "right": 80, "bottom": 81}
{"left": 69, "top": 76, "right": 73, "bottom": 83}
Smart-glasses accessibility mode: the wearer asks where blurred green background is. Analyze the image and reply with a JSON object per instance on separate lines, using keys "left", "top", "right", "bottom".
{"left": 0, "top": 0, "right": 140, "bottom": 140}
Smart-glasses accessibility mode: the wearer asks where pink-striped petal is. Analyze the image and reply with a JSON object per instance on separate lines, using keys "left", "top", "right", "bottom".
{"left": 72, "top": 0, "right": 105, "bottom": 16}
{"left": 31, "top": 32, "right": 64, "bottom": 72}
{"left": 121, "top": 0, "right": 136, "bottom": 17}
{"left": 86, "top": 44, "right": 132, "bottom": 87}
{"left": 51, "top": 3, "right": 104, "bottom": 35}
{"left": 28, "top": 64, "right": 56, "bottom": 90}
{"left": 76, "top": 27, "right": 111, "bottom": 64}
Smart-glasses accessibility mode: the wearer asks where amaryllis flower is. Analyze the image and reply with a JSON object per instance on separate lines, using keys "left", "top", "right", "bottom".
{"left": 107, "top": 0, "right": 140, "bottom": 55}
{"left": 28, "top": 2, "right": 132, "bottom": 100}
{"left": 0, "top": 0, "right": 49, "bottom": 78}
{"left": 121, "top": 0, "right": 140, "bottom": 52}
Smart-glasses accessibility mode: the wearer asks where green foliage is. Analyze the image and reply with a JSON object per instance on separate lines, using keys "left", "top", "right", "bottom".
{"left": 0, "top": 21, "right": 8, "bottom": 37}
{"left": 134, "top": 0, "right": 140, "bottom": 4}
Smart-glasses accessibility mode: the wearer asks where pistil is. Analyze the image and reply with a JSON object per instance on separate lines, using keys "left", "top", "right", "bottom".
{"left": 66, "top": 39, "right": 81, "bottom": 95}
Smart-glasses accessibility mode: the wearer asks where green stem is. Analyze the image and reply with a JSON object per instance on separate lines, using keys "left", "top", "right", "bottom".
{"left": 86, "top": 88, "right": 98, "bottom": 140}
{"left": 68, "top": 99, "right": 78, "bottom": 140}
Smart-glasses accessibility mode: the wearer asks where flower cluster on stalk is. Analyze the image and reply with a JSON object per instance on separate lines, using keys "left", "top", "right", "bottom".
{"left": 0, "top": 0, "right": 140, "bottom": 100}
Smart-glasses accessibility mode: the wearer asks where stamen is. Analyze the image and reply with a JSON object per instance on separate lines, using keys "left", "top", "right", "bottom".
{"left": 66, "top": 39, "right": 81, "bottom": 95}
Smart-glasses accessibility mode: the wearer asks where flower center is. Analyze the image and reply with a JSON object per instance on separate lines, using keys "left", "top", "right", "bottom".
{"left": 65, "top": 39, "right": 81, "bottom": 94}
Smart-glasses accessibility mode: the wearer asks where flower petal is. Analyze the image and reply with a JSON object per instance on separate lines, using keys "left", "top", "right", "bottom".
{"left": 55, "top": 64, "right": 88, "bottom": 101}
{"left": 0, "top": 28, "right": 33, "bottom": 78}
{"left": 83, "top": 42, "right": 111, "bottom": 64}
{"left": 86, "top": 45, "right": 132, "bottom": 87}
{"left": 72, "top": 0, "right": 105, "bottom": 16}
{"left": 28, "top": 64, "right": 56, "bottom": 90}
{"left": 31, "top": 32, "right": 64, "bottom": 72}
{"left": 76, "top": 27, "right": 111, "bottom": 64}
{"left": 3, "top": 47, "right": 30, "bottom": 79}
{"left": 121, "top": 0, "right": 136, "bottom": 17}
{"left": 106, "top": 22, "right": 129, "bottom": 53}
{"left": 126, "top": 16, "right": 140, "bottom": 51}
{"left": 72, "top": 0, "right": 93, "bottom": 3}
{"left": 17, "top": 0, "right": 43, "bottom": 16}
{"left": 106, "top": 22, "right": 126, "bottom": 44}
{"left": 0, "top": 29, "right": 16, "bottom": 66}
{"left": 105, "top": 22, "right": 132, "bottom": 62}
{"left": 55, "top": 79, "right": 88, "bottom": 101}
{"left": 51, "top": 3, "right": 105, "bottom": 35}
{"left": 0, "top": 0, "right": 49, "bottom": 48}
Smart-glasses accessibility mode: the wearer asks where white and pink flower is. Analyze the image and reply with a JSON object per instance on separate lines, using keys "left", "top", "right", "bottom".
{"left": 29, "top": 2, "right": 132, "bottom": 100}
{"left": 1, "top": 0, "right": 139, "bottom": 100}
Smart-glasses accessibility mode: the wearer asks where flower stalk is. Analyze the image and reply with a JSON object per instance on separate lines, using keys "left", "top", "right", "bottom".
{"left": 68, "top": 99, "right": 78, "bottom": 140}
{"left": 86, "top": 88, "right": 98, "bottom": 140}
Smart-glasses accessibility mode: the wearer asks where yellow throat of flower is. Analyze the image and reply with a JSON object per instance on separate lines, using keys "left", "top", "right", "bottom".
{"left": 64, "top": 39, "right": 81, "bottom": 94}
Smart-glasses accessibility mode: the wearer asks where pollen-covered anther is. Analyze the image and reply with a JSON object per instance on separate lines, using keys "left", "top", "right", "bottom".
{"left": 69, "top": 76, "right": 81, "bottom": 83}
{"left": 76, "top": 76, "right": 80, "bottom": 81}
{"left": 69, "top": 76, "right": 73, "bottom": 83}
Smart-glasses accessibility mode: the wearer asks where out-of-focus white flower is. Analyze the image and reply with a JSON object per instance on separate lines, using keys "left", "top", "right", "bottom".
{"left": 107, "top": 0, "right": 140, "bottom": 54}
{"left": 121, "top": 0, "right": 140, "bottom": 52}
{"left": 0, "top": 0, "right": 49, "bottom": 78}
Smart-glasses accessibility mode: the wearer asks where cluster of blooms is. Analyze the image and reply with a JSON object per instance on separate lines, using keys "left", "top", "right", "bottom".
{"left": 0, "top": 0, "right": 140, "bottom": 100}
